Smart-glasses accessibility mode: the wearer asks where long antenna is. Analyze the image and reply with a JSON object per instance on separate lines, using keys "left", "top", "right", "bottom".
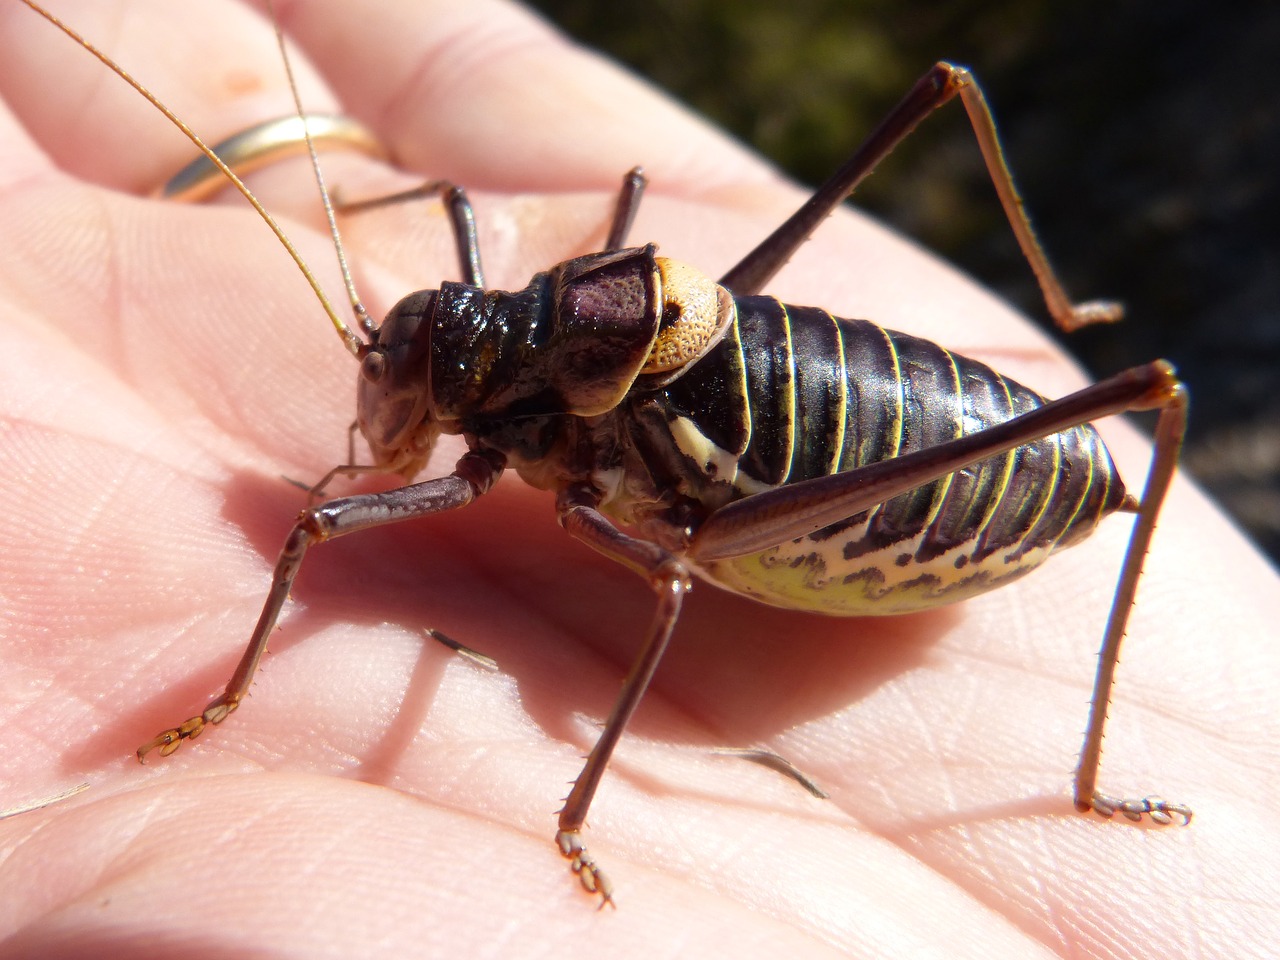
{"left": 21, "top": 0, "right": 368, "bottom": 359}
{"left": 265, "top": 0, "right": 378, "bottom": 341}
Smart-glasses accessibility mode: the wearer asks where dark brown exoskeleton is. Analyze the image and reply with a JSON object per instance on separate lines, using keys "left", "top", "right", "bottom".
{"left": 28, "top": 0, "right": 1190, "bottom": 907}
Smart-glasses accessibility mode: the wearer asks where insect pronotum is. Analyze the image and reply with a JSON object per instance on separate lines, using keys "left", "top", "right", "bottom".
{"left": 22, "top": 0, "right": 1191, "bottom": 907}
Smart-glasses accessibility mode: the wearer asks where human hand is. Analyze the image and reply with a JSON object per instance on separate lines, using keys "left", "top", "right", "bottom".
{"left": 1, "top": 1, "right": 1276, "bottom": 956}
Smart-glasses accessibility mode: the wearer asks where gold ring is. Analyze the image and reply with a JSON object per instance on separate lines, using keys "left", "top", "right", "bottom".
{"left": 158, "top": 114, "right": 386, "bottom": 202}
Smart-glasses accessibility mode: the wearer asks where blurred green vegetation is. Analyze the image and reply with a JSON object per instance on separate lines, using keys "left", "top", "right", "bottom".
{"left": 528, "top": 0, "right": 1280, "bottom": 562}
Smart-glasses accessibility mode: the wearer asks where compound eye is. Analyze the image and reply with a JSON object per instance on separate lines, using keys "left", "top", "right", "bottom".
{"left": 360, "top": 350, "right": 387, "bottom": 383}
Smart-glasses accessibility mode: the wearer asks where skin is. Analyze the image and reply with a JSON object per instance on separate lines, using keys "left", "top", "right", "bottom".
{"left": 1, "top": 0, "right": 1277, "bottom": 956}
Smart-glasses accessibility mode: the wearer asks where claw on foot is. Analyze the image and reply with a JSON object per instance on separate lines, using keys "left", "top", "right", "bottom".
{"left": 1085, "top": 790, "right": 1193, "bottom": 826}
{"left": 136, "top": 695, "right": 240, "bottom": 762}
{"left": 557, "top": 829, "right": 615, "bottom": 909}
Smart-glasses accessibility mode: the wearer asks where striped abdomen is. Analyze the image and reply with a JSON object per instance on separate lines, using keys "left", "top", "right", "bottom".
{"left": 622, "top": 296, "right": 1128, "bottom": 614}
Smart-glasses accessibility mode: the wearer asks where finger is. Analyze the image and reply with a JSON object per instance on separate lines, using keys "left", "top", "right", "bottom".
{"left": 3, "top": 0, "right": 341, "bottom": 196}
{"left": 270, "top": 0, "right": 776, "bottom": 195}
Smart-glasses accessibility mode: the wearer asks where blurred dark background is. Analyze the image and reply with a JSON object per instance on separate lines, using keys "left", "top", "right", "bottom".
{"left": 526, "top": 0, "right": 1280, "bottom": 564}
